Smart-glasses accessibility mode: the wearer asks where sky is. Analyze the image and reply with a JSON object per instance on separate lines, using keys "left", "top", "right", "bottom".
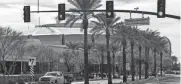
{"left": 0, "top": 0, "right": 180, "bottom": 60}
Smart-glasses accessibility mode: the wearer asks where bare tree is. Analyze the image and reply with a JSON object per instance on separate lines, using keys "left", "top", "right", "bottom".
{"left": 0, "top": 27, "right": 22, "bottom": 84}
{"left": 60, "top": 51, "right": 76, "bottom": 72}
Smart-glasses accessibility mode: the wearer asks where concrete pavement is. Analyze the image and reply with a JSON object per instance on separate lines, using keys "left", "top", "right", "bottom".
{"left": 71, "top": 79, "right": 123, "bottom": 84}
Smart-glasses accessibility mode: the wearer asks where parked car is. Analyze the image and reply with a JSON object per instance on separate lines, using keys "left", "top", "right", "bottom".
{"left": 38, "top": 71, "right": 68, "bottom": 84}
{"left": 64, "top": 73, "right": 74, "bottom": 83}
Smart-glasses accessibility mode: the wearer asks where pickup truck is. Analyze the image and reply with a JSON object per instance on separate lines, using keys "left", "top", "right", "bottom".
{"left": 38, "top": 71, "right": 69, "bottom": 84}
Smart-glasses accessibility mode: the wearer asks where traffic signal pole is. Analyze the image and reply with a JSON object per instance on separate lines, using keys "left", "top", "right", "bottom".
{"left": 30, "top": 10, "right": 180, "bottom": 20}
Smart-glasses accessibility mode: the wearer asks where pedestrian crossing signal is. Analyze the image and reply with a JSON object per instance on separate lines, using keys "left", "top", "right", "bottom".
{"left": 58, "top": 4, "right": 65, "bottom": 20}
{"left": 106, "top": 1, "right": 114, "bottom": 18}
{"left": 157, "top": 0, "right": 166, "bottom": 18}
{"left": 23, "top": 6, "right": 30, "bottom": 22}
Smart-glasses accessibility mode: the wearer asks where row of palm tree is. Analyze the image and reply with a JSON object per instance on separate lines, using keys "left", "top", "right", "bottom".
{"left": 55, "top": 0, "right": 170, "bottom": 84}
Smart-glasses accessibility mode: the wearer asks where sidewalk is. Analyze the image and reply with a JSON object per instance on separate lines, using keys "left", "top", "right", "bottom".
{"left": 71, "top": 79, "right": 123, "bottom": 84}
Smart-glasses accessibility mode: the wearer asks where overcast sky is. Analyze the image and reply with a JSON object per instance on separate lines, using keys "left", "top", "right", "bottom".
{"left": 0, "top": 0, "right": 180, "bottom": 60}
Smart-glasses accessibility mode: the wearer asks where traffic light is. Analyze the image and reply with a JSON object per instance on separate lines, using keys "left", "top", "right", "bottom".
{"left": 23, "top": 6, "right": 30, "bottom": 22}
{"left": 58, "top": 4, "right": 65, "bottom": 20}
{"left": 106, "top": 1, "right": 114, "bottom": 18}
{"left": 157, "top": 0, "right": 166, "bottom": 18}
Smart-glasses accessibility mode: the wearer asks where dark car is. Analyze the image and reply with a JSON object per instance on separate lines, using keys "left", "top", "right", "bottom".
{"left": 64, "top": 73, "right": 74, "bottom": 83}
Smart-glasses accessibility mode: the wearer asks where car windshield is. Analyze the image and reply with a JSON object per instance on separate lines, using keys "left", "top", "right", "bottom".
{"left": 45, "top": 72, "right": 58, "bottom": 76}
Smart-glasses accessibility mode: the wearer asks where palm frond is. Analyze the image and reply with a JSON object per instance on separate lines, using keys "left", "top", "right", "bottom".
{"left": 68, "top": 0, "right": 81, "bottom": 9}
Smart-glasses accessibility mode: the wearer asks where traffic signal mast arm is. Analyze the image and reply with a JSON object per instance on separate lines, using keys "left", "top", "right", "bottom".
{"left": 31, "top": 9, "right": 180, "bottom": 20}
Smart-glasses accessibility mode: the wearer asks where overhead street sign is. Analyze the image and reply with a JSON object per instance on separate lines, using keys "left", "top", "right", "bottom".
{"left": 125, "top": 17, "right": 150, "bottom": 26}
{"left": 29, "top": 57, "right": 36, "bottom": 66}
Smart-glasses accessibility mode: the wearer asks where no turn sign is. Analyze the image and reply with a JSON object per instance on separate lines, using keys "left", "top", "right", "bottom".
{"left": 28, "top": 57, "right": 36, "bottom": 66}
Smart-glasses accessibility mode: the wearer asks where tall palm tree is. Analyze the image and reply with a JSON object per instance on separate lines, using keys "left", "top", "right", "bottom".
{"left": 155, "top": 36, "right": 169, "bottom": 76}
{"left": 140, "top": 29, "right": 160, "bottom": 79}
{"left": 95, "top": 43, "right": 106, "bottom": 79}
{"left": 126, "top": 27, "right": 141, "bottom": 81}
{"left": 110, "top": 43, "right": 120, "bottom": 75}
{"left": 60, "top": 1, "right": 102, "bottom": 83}
{"left": 111, "top": 23, "right": 133, "bottom": 83}
{"left": 90, "top": 13, "right": 121, "bottom": 84}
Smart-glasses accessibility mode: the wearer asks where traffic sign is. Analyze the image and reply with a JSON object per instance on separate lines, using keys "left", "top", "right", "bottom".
{"left": 125, "top": 17, "right": 150, "bottom": 26}
{"left": 28, "top": 57, "right": 36, "bottom": 66}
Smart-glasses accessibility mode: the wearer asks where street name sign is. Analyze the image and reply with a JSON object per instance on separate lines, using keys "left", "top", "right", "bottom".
{"left": 28, "top": 57, "right": 36, "bottom": 66}
{"left": 125, "top": 17, "right": 150, "bottom": 26}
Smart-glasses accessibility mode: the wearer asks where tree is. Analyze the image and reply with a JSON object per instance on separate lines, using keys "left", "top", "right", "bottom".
{"left": 0, "top": 27, "right": 22, "bottom": 84}
{"left": 66, "top": 41, "right": 80, "bottom": 54}
{"left": 140, "top": 29, "right": 160, "bottom": 79}
{"left": 94, "top": 43, "right": 106, "bottom": 79}
{"left": 110, "top": 43, "right": 120, "bottom": 75}
{"left": 111, "top": 23, "right": 133, "bottom": 83}
{"left": 90, "top": 13, "right": 121, "bottom": 84}
{"left": 126, "top": 27, "right": 140, "bottom": 81}
{"left": 171, "top": 56, "right": 177, "bottom": 65}
{"left": 79, "top": 42, "right": 95, "bottom": 55}
{"left": 157, "top": 37, "right": 169, "bottom": 76}
{"left": 58, "top": 1, "right": 102, "bottom": 83}
{"left": 60, "top": 51, "right": 76, "bottom": 72}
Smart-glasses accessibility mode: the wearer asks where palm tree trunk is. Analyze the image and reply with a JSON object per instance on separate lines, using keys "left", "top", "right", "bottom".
{"left": 106, "top": 30, "right": 112, "bottom": 84}
{"left": 83, "top": 16, "right": 89, "bottom": 84}
{"left": 118, "top": 55, "right": 121, "bottom": 78}
{"left": 160, "top": 52, "right": 163, "bottom": 77}
{"left": 153, "top": 48, "right": 157, "bottom": 77}
{"left": 123, "top": 40, "right": 127, "bottom": 83}
{"left": 131, "top": 41, "right": 135, "bottom": 81}
{"left": 139, "top": 45, "right": 142, "bottom": 80}
{"left": 145, "top": 47, "right": 149, "bottom": 79}
{"left": 112, "top": 52, "right": 115, "bottom": 75}
{"left": 101, "top": 52, "right": 104, "bottom": 79}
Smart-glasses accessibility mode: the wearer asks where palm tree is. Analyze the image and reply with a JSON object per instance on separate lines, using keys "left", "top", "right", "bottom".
{"left": 60, "top": 1, "right": 102, "bottom": 83}
{"left": 111, "top": 23, "right": 133, "bottom": 83}
{"left": 66, "top": 41, "right": 80, "bottom": 53}
{"left": 110, "top": 43, "right": 120, "bottom": 75}
{"left": 140, "top": 29, "right": 160, "bottom": 79}
{"left": 95, "top": 43, "right": 106, "bottom": 79}
{"left": 66, "top": 41, "right": 80, "bottom": 72}
{"left": 156, "top": 36, "right": 169, "bottom": 76}
{"left": 90, "top": 13, "right": 121, "bottom": 84}
{"left": 126, "top": 27, "right": 141, "bottom": 81}
{"left": 79, "top": 42, "right": 95, "bottom": 55}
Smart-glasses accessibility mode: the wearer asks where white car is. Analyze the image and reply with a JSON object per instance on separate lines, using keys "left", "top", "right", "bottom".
{"left": 39, "top": 71, "right": 68, "bottom": 84}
